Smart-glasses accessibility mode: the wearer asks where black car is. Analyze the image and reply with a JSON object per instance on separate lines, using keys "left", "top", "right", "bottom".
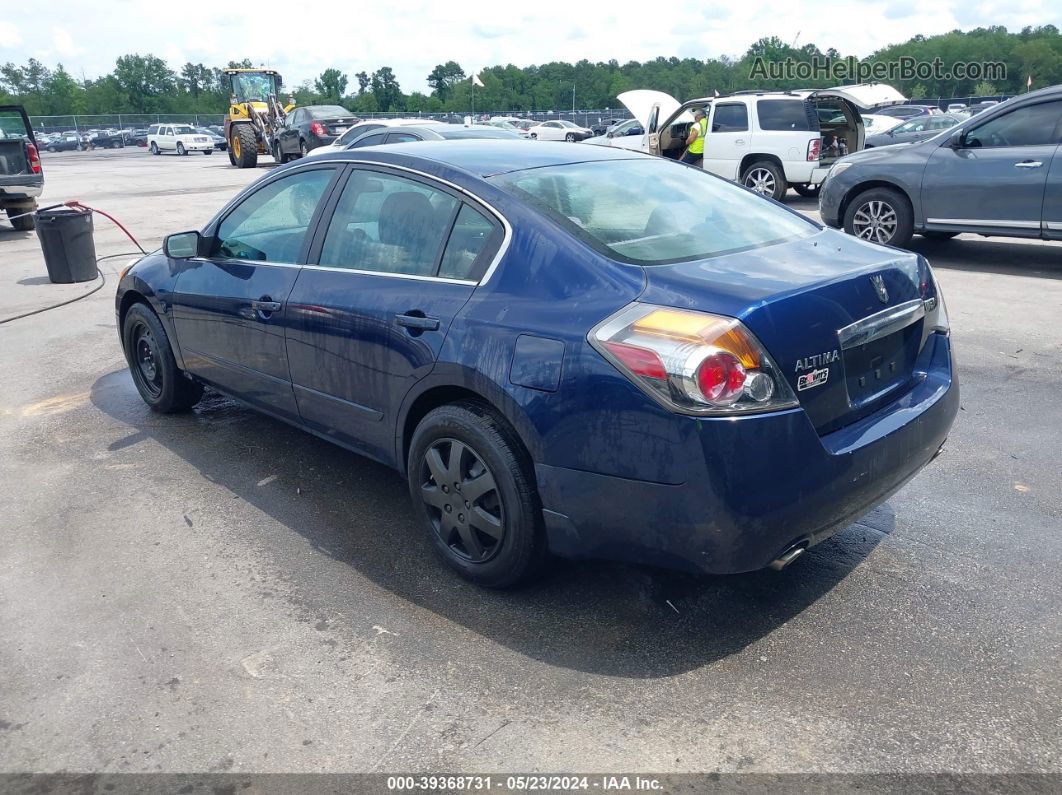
{"left": 343, "top": 124, "right": 521, "bottom": 149}
{"left": 87, "top": 130, "right": 125, "bottom": 149}
{"left": 1, "top": 105, "right": 44, "bottom": 231}
{"left": 276, "top": 105, "right": 358, "bottom": 156}
{"left": 45, "top": 133, "right": 83, "bottom": 152}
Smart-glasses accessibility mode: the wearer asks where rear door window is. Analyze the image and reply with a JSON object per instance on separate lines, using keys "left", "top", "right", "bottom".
{"left": 350, "top": 133, "right": 387, "bottom": 148}
{"left": 439, "top": 204, "right": 501, "bottom": 281}
{"left": 757, "top": 100, "right": 814, "bottom": 131}
{"left": 711, "top": 103, "right": 748, "bottom": 132}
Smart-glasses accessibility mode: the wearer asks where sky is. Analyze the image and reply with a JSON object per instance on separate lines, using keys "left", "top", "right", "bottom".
{"left": 0, "top": 0, "right": 1057, "bottom": 94}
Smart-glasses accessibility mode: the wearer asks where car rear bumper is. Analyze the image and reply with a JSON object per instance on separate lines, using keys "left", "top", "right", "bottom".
{"left": 535, "top": 333, "right": 957, "bottom": 574}
{"left": 0, "top": 180, "right": 43, "bottom": 201}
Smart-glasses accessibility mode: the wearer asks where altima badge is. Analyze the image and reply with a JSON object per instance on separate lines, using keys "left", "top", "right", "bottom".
{"left": 797, "top": 367, "right": 829, "bottom": 391}
{"left": 871, "top": 274, "right": 889, "bottom": 304}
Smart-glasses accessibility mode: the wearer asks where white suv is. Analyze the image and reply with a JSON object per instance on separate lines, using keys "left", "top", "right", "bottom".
{"left": 617, "top": 83, "right": 905, "bottom": 199}
{"left": 147, "top": 124, "right": 215, "bottom": 156}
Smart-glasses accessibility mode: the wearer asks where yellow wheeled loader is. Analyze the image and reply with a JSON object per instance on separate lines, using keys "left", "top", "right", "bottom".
{"left": 224, "top": 68, "right": 298, "bottom": 168}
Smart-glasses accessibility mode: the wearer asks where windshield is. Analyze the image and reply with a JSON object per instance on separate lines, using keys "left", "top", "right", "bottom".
{"left": 492, "top": 159, "right": 816, "bottom": 265}
{"left": 309, "top": 106, "right": 350, "bottom": 118}
{"left": 231, "top": 72, "right": 277, "bottom": 102}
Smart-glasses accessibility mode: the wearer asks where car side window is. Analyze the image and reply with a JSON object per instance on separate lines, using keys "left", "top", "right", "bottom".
{"left": 318, "top": 169, "right": 459, "bottom": 277}
{"left": 213, "top": 169, "right": 335, "bottom": 263}
{"left": 385, "top": 132, "right": 421, "bottom": 143}
{"left": 350, "top": 132, "right": 387, "bottom": 148}
{"left": 964, "top": 101, "right": 1062, "bottom": 148}
{"left": 438, "top": 204, "right": 501, "bottom": 281}
{"left": 337, "top": 123, "right": 380, "bottom": 146}
{"left": 712, "top": 103, "right": 749, "bottom": 133}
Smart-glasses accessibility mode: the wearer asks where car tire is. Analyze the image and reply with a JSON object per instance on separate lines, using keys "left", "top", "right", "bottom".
{"left": 299, "top": 139, "right": 309, "bottom": 158}
{"left": 843, "top": 187, "right": 914, "bottom": 247}
{"left": 920, "top": 230, "right": 958, "bottom": 240}
{"left": 176, "top": 142, "right": 186, "bottom": 156}
{"left": 741, "top": 160, "right": 788, "bottom": 201}
{"left": 8, "top": 206, "right": 36, "bottom": 231}
{"left": 122, "top": 303, "right": 204, "bottom": 413}
{"left": 529, "top": 133, "right": 537, "bottom": 140}
{"left": 565, "top": 133, "right": 576, "bottom": 142}
{"left": 793, "top": 183, "right": 821, "bottom": 198}
{"left": 150, "top": 142, "right": 159, "bottom": 155}
{"left": 274, "top": 143, "right": 287, "bottom": 164}
{"left": 407, "top": 401, "right": 548, "bottom": 588}
{"left": 203, "top": 149, "right": 213, "bottom": 155}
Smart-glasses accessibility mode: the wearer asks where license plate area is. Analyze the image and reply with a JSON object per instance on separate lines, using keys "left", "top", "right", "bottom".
{"left": 844, "top": 322, "right": 921, "bottom": 406}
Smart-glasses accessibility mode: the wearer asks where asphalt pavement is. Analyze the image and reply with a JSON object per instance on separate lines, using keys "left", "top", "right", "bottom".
{"left": 1, "top": 147, "right": 1060, "bottom": 775}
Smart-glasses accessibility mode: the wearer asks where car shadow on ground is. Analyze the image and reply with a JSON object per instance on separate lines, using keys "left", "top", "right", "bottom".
{"left": 90, "top": 369, "right": 889, "bottom": 678}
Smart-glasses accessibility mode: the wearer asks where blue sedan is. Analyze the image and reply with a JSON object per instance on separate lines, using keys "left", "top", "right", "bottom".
{"left": 116, "top": 141, "right": 958, "bottom": 587}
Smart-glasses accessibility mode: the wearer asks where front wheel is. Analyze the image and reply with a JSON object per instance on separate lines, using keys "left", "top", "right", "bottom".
{"left": 741, "top": 160, "right": 788, "bottom": 201}
{"left": 565, "top": 133, "right": 576, "bottom": 142}
{"left": 203, "top": 149, "right": 213, "bottom": 155}
{"left": 176, "top": 142, "right": 186, "bottom": 156}
{"left": 122, "top": 303, "right": 203, "bottom": 413}
{"left": 529, "top": 133, "right": 537, "bottom": 140}
{"left": 407, "top": 402, "right": 547, "bottom": 588}
{"left": 231, "top": 124, "right": 259, "bottom": 168}
{"left": 843, "top": 187, "right": 914, "bottom": 248}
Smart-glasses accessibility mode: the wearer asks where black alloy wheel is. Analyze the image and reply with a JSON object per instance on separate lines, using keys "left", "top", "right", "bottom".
{"left": 420, "top": 438, "right": 504, "bottom": 563}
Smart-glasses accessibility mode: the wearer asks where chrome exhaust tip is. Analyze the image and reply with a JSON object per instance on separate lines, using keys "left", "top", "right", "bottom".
{"left": 768, "top": 543, "right": 807, "bottom": 571}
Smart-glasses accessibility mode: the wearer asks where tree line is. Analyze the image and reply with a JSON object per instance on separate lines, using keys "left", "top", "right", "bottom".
{"left": 3, "top": 26, "right": 1060, "bottom": 118}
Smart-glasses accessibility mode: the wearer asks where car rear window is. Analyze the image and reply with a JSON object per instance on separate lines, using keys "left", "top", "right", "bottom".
{"left": 310, "top": 106, "right": 350, "bottom": 118}
{"left": 492, "top": 158, "right": 816, "bottom": 265}
{"left": 757, "top": 100, "right": 815, "bottom": 131}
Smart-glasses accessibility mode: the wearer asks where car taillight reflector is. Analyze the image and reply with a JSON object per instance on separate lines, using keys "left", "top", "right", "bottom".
{"left": 590, "top": 303, "right": 798, "bottom": 416}
{"left": 311, "top": 122, "right": 327, "bottom": 136}
{"left": 27, "top": 143, "right": 41, "bottom": 174}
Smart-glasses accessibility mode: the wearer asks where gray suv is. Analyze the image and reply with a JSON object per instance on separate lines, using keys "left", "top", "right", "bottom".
{"left": 819, "top": 85, "right": 1062, "bottom": 247}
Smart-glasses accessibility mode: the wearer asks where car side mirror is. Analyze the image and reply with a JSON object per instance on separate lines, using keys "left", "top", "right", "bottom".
{"left": 164, "top": 230, "right": 206, "bottom": 259}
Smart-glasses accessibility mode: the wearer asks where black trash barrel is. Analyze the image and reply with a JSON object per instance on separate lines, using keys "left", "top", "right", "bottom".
{"left": 35, "top": 207, "right": 98, "bottom": 284}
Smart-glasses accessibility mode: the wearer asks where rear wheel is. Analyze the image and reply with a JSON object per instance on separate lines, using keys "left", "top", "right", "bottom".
{"left": 843, "top": 187, "right": 914, "bottom": 247}
{"left": 793, "top": 183, "right": 821, "bottom": 198}
{"left": 741, "top": 160, "right": 788, "bottom": 201}
{"left": 231, "top": 124, "right": 258, "bottom": 168}
{"left": 7, "top": 205, "right": 36, "bottom": 231}
{"left": 150, "top": 142, "right": 159, "bottom": 155}
{"left": 408, "top": 402, "right": 547, "bottom": 588}
{"left": 203, "top": 149, "right": 213, "bottom": 155}
{"left": 299, "top": 139, "right": 308, "bottom": 157}
{"left": 122, "top": 303, "right": 203, "bottom": 413}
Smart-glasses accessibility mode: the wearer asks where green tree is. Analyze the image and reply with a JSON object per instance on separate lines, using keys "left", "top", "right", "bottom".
{"left": 113, "top": 54, "right": 176, "bottom": 112}
{"left": 427, "top": 61, "right": 466, "bottom": 101}
{"left": 314, "top": 68, "right": 348, "bottom": 103}
{"left": 43, "top": 65, "right": 85, "bottom": 115}
{"left": 370, "top": 67, "right": 402, "bottom": 111}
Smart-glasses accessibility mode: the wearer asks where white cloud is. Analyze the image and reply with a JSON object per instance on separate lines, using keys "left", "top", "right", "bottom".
{"left": 0, "top": 2, "right": 1057, "bottom": 94}
{"left": 0, "top": 21, "right": 22, "bottom": 48}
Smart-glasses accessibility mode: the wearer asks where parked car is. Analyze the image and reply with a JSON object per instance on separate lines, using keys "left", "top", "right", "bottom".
{"left": 583, "top": 118, "right": 644, "bottom": 148}
{"left": 484, "top": 119, "right": 529, "bottom": 138}
{"left": 116, "top": 140, "right": 957, "bottom": 587}
{"left": 343, "top": 124, "right": 521, "bottom": 149}
{"left": 864, "top": 114, "right": 962, "bottom": 148}
{"left": 618, "top": 83, "right": 907, "bottom": 200}
{"left": 874, "top": 105, "right": 933, "bottom": 120}
{"left": 527, "top": 120, "right": 593, "bottom": 141}
{"left": 859, "top": 113, "right": 905, "bottom": 133}
{"left": 967, "top": 101, "right": 1000, "bottom": 115}
{"left": 147, "top": 124, "right": 214, "bottom": 155}
{"left": 946, "top": 103, "right": 968, "bottom": 113}
{"left": 0, "top": 105, "right": 43, "bottom": 231}
{"left": 45, "top": 132, "right": 83, "bottom": 152}
{"left": 820, "top": 84, "right": 1062, "bottom": 247}
{"left": 87, "top": 129, "right": 125, "bottom": 149}
{"left": 196, "top": 127, "right": 227, "bottom": 151}
{"left": 304, "top": 118, "right": 440, "bottom": 158}
{"left": 275, "top": 105, "right": 357, "bottom": 156}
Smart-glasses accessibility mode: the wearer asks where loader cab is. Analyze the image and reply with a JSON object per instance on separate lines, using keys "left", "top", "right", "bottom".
{"left": 226, "top": 70, "right": 283, "bottom": 106}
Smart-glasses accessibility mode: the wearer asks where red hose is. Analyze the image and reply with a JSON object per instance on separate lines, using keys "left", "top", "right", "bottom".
{"left": 64, "top": 200, "right": 147, "bottom": 254}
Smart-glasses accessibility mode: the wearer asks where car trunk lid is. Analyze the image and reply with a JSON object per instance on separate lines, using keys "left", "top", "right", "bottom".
{"left": 321, "top": 117, "right": 357, "bottom": 135}
{"left": 637, "top": 228, "right": 933, "bottom": 434}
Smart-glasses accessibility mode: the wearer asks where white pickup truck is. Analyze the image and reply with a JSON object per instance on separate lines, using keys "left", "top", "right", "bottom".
{"left": 615, "top": 83, "right": 906, "bottom": 199}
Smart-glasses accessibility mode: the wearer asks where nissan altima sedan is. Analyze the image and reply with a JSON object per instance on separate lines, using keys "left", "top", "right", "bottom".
{"left": 116, "top": 141, "right": 957, "bottom": 587}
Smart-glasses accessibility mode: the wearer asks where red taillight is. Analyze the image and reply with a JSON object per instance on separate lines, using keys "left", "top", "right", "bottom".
{"left": 696, "top": 352, "right": 746, "bottom": 403}
{"left": 603, "top": 341, "right": 667, "bottom": 379}
{"left": 311, "top": 122, "right": 327, "bottom": 136}
{"left": 27, "top": 143, "right": 41, "bottom": 174}
{"left": 807, "top": 138, "right": 821, "bottom": 161}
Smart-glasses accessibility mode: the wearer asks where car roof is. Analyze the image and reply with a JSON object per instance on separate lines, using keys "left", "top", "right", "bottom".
{"left": 311, "top": 139, "right": 648, "bottom": 177}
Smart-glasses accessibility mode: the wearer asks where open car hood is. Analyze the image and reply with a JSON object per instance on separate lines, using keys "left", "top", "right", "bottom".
{"left": 804, "top": 83, "right": 906, "bottom": 111}
{"left": 617, "top": 90, "right": 686, "bottom": 128}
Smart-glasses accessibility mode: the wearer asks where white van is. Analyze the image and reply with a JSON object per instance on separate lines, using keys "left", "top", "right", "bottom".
{"left": 147, "top": 124, "right": 214, "bottom": 156}
{"left": 617, "top": 83, "right": 906, "bottom": 199}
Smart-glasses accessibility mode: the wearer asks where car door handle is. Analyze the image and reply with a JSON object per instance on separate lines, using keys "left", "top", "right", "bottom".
{"left": 252, "top": 298, "right": 282, "bottom": 315}
{"left": 1014, "top": 160, "right": 1043, "bottom": 168}
{"left": 395, "top": 313, "right": 440, "bottom": 331}
{"left": 734, "top": 139, "right": 745, "bottom": 145}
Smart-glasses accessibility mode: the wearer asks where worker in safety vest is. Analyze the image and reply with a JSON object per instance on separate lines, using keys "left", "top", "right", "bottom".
{"left": 681, "top": 109, "right": 708, "bottom": 167}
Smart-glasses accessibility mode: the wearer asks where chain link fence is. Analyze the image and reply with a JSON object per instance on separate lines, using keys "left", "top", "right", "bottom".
{"left": 29, "top": 114, "right": 228, "bottom": 133}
